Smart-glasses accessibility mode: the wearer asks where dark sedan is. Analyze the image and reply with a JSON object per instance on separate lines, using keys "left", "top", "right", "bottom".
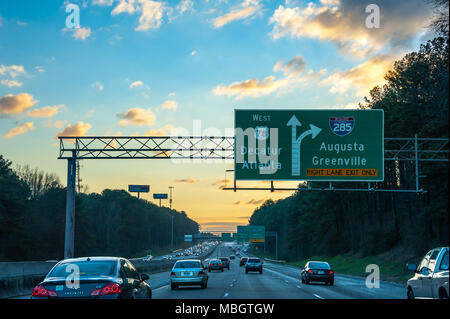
{"left": 219, "top": 257, "right": 230, "bottom": 270}
{"left": 31, "top": 257, "right": 152, "bottom": 299}
{"left": 208, "top": 259, "right": 224, "bottom": 272}
{"left": 301, "top": 261, "right": 334, "bottom": 285}
{"left": 240, "top": 257, "right": 248, "bottom": 267}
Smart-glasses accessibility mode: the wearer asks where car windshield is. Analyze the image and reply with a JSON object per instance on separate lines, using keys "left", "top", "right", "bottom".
{"left": 248, "top": 258, "right": 260, "bottom": 263}
{"left": 174, "top": 261, "right": 202, "bottom": 269}
{"left": 309, "top": 262, "right": 330, "bottom": 269}
{"left": 48, "top": 261, "right": 117, "bottom": 278}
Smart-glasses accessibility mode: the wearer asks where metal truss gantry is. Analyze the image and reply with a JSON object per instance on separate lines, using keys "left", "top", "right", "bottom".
{"left": 58, "top": 135, "right": 448, "bottom": 259}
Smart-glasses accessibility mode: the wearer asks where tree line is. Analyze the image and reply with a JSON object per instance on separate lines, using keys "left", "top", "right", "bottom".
{"left": 0, "top": 158, "right": 199, "bottom": 261}
{"left": 249, "top": 5, "right": 449, "bottom": 261}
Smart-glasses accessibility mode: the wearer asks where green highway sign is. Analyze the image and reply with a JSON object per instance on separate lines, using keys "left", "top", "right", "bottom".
{"left": 234, "top": 109, "right": 384, "bottom": 182}
{"left": 236, "top": 225, "right": 265, "bottom": 243}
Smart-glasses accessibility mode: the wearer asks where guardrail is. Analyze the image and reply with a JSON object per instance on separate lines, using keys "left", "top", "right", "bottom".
{"left": 0, "top": 244, "right": 219, "bottom": 299}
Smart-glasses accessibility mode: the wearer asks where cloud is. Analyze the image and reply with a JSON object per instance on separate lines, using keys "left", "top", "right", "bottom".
{"left": 213, "top": 76, "right": 290, "bottom": 99}
{"left": 93, "top": 0, "right": 115, "bottom": 5}
{"left": 273, "top": 55, "right": 306, "bottom": 77}
{"left": 4, "top": 122, "right": 35, "bottom": 139}
{"left": 44, "top": 120, "right": 67, "bottom": 129}
{"left": 320, "top": 54, "right": 397, "bottom": 96}
{"left": 117, "top": 107, "right": 156, "bottom": 126}
{"left": 56, "top": 122, "right": 92, "bottom": 138}
{"left": 93, "top": 82, "right": 104, "bottom": 91}
{"left": 136, "top": 0, "right": 167, "bottom": 31}
{"left": 269, "top": 0, "right": 433, "bottom": 56}
{"left": 144, "top": 124, "right": 174, "bottom": 136}
{"left": 213, "top": 55, "right": 326, "bottom": 99}
{"left": 35, "top": 66, "right": 45, "bottom": 73}
{"left": 174, "top": 178, "right": 199, "bottom": 184}
{"left": 26, "top": 105, "right": 63, "bottom": 118}
{"left": 176, "top": 0, "right": 194, "bottom": 15}
{"left": 0, "top": 79, "right": 23, "bottom": 88}
{"left": 0, "top": 93, "right": 38, "bottom": 116}
{"left": 130, "top": 80, "right": 144, "bottom": 88}
{"left": 111, "top": 0, "right": 137, "bottom": 15}
{"left": 161, "top": 100, "right": 178, "bottom": 110}
{"left": 246, "top": 198, "right": 267, "bottom": 205}
{"left": 72, "top": 27, "right": 92, "bottom": 40}
{"left": 0, "top": 64, "right": 26, "bottom": 78}
{"left": 191, "top": 50, "right": 197, "bottom": 56}
{"left": 213, "top": 0, "right": 261, "bottom": 28}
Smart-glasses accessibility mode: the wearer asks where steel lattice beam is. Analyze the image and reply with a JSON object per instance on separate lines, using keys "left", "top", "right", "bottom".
{"left": 58, "top": 136, "right": 448, "bottom": 162}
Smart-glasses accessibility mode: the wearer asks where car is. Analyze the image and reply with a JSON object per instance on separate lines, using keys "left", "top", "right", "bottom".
{"left": 219, "top": 257, "right": 230, "bottom": 270}
{"left": 143, "top": 255, "right": 153, "bottom": 262}
{"left": 301, "top": 261, "right": 334, "bottom": 285}
{"left": 208, "top": 259, "right": 224, "bottom": 272}
{"left": 31, "top": 257, "right": 152, "bottom": 299}
{"left": 406, "top": 247, "right": 449, "bottom": 299}
{"left": 230, "top": 255, "right": 235, "bottom": 260}
{"left": 245, "top": 258, "right": 263, "bottom": 274}
{"left": 170, "top": 260, "right": 208, "bottom": 290}
{"left": 240, "top": 257, "right": 248, "bottom": 267}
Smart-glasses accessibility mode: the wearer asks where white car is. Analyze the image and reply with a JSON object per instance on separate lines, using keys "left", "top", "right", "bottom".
{"left": 406, "top": 247, "right": 449, "bottom": 299}
{"left": 143, "top": 255, "right": 153, "bottom": 262}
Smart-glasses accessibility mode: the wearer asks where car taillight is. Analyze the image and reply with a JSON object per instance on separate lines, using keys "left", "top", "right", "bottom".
{"left": 32, "top": 285, "right": 57, "bottom": 297}
{"left": 219, "top": 263, "right": 223, "bottom": 266}
{"left": 91, "top": 283, "right": 121, "bottom": 296}
{"left": 245, "top": 263, "right": 248, "bottom": 267}
{"left": 198, "top": 270, "right": 204, "bottom": 275}
{"left": 329, "top": 270, "right": 334, "bottom": 274}
{"left": 171, "top": 271, "right": 176, "bottom": 276}
{"left": 308, "top": 269, "right": 313, "bottom": 274}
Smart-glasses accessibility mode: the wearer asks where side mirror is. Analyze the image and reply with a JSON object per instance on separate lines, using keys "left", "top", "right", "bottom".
{"left": 406, "top": 263, "right": 417, "bottom": 272}
{"left": 140, "top": 274, "right": 150, "bottom": 281}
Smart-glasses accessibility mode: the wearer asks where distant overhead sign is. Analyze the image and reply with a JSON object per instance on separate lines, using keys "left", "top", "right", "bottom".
{"left": 184, "top": 235, "right": 193, "bottom": 242}
{"left": 236, "top": 225, "right": 265, "bottom": 243}
{"left": 128, "top": 185, "right": 150, "bottom": 193}
{"left": 234, "top": 109, "right": 384, "bottom": 182}
{"left": 153, "top": 193, "right": 168, "bottom": 199}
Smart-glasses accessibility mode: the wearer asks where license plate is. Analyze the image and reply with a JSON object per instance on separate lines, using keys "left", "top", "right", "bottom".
{"left": 181, "top": 272, "right": 192, "bottom": 277}
{"left": 318, "top": 271, "right": 325, "bottom": 274}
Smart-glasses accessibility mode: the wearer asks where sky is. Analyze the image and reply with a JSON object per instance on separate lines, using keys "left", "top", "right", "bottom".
{"left": 0, "top": 0, "right": 436, "bottom": 233}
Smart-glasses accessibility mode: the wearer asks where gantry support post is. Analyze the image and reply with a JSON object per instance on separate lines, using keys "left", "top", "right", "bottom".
{"left": 64, "top": 151, "right": 77, "bottom": 259}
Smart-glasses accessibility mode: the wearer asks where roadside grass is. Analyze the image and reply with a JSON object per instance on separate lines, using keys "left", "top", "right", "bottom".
{"left": 251, "top": 247, "right": 420, "bottom": 284}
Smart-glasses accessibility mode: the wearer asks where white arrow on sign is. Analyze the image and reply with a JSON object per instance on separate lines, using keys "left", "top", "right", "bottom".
{"left": 287, "top": 115, "right": 322, "bottom": 176}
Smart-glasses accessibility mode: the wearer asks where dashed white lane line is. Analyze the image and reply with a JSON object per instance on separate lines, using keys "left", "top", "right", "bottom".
{"left": 296, "top": 285, "right": 302, "bottom": 289}
{"left": 153, "top": 284, "right": 169, "bottom": 291}
{"left": 224, "top": 293, "right": 229, "bottom": 298}
{"left": 314, "top": 294, "right": 324, "bottom": 299}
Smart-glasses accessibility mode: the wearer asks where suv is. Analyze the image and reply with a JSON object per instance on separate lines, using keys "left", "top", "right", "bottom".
{"left": 219, "top": 257, "right": 230, "bottom": 270}
{"left": 245, "top": 258, "right": 263, "bottom": 274}
{"left": 240, "top": 257, "right": 248, "bottom": 267}
{"left": 406, "top": 247, "right": 449, "bottom": 299}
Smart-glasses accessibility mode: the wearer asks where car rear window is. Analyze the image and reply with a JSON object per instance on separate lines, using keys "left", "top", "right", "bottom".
{"left": 48, "top": 261, "right": 117, "bottom": 278}
{"left": 309, "top": 262, "right": 330, "bottom": 269}
{"left": 220, "top": 258, "right": 229, "bottom": 261}
{"left": 174, "top": 261, "right": 202, "bottom": 269}
{"left": 248, "top": 258, "right": 260, "bottom": 263}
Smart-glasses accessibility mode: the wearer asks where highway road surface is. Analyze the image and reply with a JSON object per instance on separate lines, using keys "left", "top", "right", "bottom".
{"left": 10, "top": 242, "right": 406, "bottom": 299}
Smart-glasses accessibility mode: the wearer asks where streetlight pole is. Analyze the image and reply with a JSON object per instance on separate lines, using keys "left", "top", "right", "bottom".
{"left": 171, "top": 215, "right": 174, "bottom": 251}
{"left": 169, "top": 186, "right": 174, "bottom": 209}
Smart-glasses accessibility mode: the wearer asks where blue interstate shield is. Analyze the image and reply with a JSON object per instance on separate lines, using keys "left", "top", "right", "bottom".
{"left": 329, "top": 116, "right": 354, "bottom": 136}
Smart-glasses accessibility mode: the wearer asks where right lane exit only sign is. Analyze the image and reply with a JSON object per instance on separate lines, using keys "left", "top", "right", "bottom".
{"left": 234, "top": 109, "right": 384, "bottom": 182}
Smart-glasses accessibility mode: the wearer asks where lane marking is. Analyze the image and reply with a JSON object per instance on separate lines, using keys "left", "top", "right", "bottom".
{"left": 296, "top": 285, "right": 302, "bottom": 289}
{"left": 314, "top": 294, "right": 324, "bottom": 299}
{"left": 224, "top": 293, "right": 229, "bottom": 298}
{"left": 152, "top": 284, "right": 169, "bottom": 291}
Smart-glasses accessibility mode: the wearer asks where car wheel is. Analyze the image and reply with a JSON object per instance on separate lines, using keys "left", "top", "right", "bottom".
{"left": 407, "top": 287, "right": 415, "bottom": 300}
{"left": 208, "top": 268, "right": 211, "bottom": 272}
{"left": 439, "top": 288, "right": 448, "bottom": 299}
{"left": 204, "top": 281, "right": 208, "bottom": 289}
{"left": 329, "top": 280, "right": 334, "bottom": 286}
{"left": 148, "top": 289, "right": 152, "bottom": 299}
{"left": 301, "top": 277, "right": 305, "bottom": 284}
{"left": 171, "top": 284, "right": 177, "bottom": 290}
{"left": 260, "top": 269, "right": 263, "bottom": 274}
{"left": 245, "top": 269, "right": 248, "bottom": 274}
{"left": 305, "top": 279, "right": 310, "bottom": 285}
{"left": 221, "top": 269, "right": 224, "bottom": 272}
